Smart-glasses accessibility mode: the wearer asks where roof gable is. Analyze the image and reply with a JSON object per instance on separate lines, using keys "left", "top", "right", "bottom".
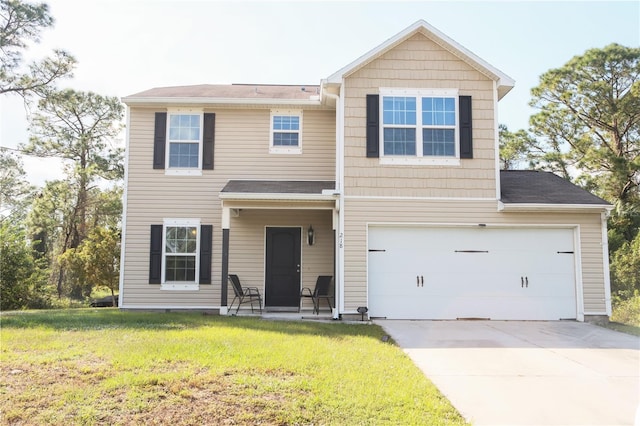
{"left": 325, "top": 20, "right": 515, "bottom": 100}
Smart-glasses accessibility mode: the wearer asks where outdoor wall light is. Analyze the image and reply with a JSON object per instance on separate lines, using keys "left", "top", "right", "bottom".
{"left": 307, "top": 225, "right": 315, "bottom": 246}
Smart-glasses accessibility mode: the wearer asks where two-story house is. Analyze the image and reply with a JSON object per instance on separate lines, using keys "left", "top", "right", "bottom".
{"left": 119, "top": 20, "right": 612, "bottom": 321}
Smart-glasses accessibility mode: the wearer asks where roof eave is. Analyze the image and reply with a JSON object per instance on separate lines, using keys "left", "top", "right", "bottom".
{"left": 498, "top": 202, "right": 613, "bottom": 212}
{"left": 219, "top": 192, "right": 338, "bottom": 202}
{"left": 121, "top": 96, "right": 323, "bottom": 107}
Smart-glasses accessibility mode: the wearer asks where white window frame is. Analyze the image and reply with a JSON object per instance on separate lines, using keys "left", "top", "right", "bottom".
{"left": 269, "top": 109, "right": 303, "bottom": 154}
{"left": 379, "top": 88, "right": 460, "bottom": 166}
{"left": 161, "top": 218, "right": 200, "bottom": 291}
{"left": 165, "top": 108, "right": 204, "bottom": 176}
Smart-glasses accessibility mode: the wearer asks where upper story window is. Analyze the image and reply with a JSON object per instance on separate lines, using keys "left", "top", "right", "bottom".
{"left": 270, "top": 109, "right": 302, "bottom": 154}
{"left": 167, "top": 111, "right": 202, "bottom": 172}
{"left": 153, "top": 110, "right": 215, "bottom": 174}
{"left": 380, "top": 89, "right": 460, "bottom": 165}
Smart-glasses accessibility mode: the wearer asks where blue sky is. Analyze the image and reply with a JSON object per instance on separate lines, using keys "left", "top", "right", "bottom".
{"left": 1, "top": 0, "right": 638, "bottom": 184}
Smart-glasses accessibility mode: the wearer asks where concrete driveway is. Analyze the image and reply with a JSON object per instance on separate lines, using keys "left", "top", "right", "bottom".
{"left": 376, "top": 320, "right": 640, "bottom": 425}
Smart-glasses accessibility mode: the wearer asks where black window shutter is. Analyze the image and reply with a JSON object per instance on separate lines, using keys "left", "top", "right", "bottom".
{"left": 153, "top": 112, "right": 167, "bottom": 169}
{"left": 366, "top": 94, "right": 380, "bottom": 158}
{"left": 202, "top": 113, "right": 215, "bottom": 170}
{"left": 459, "top": 96, "right": 473, "bottom": 159}
{"left": 149, "top": 225, "right": 163, "bottom": 284}
{"left": 199, "top": 225, "right": 213, "bottom": 284}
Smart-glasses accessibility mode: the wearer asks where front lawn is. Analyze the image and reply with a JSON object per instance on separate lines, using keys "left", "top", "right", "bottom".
{"left": 0, "top": 310, "right": 466, "bottom": 425}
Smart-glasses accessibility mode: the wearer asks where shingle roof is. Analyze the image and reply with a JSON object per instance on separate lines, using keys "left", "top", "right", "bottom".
{"left": 500, "top": 170, "right": 610, "bottom": 205}
{"left": 221, "top": 180, "right": 336, "bottom": 195}
{"left": 125, "top": 84, "right": 320, "bottom": 100}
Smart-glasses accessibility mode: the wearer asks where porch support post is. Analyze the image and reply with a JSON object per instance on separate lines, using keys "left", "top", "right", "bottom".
{"left": 220, "top": 207, "right": 231, "bottom": 315}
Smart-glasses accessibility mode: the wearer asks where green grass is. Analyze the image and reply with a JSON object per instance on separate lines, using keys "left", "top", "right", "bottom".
{"left": 601, "top": 321, "right": 640, "bottom": 336}
{"left": 0, "top": 310, "right": 466, "bottom": 425}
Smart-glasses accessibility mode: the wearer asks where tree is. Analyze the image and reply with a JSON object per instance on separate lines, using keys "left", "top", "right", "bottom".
{"left": 529, "top": 44, "right": 640, "bottom": 212}
{"left": 0, "top": 220, "right": 46, "bottom": 310}
{"left": 60, "top": 226, "right": 120, "bottom": 305}
{"left": 0, "top": 147, "right": 33, "bottom": 219}
{"left": 27, "top": 179, "right": 77, "bottom": 297}
{"left": 609, "top": 233, "right": 640, "bottom": 302}
{"left": 0, "top": 0, "right": 75, "bottom": 99}
{"left": 499, "top": 124, "right": 537, "bottom": 170}
{"left": 22, "top": 89, "right": 124, "bottom": 247}
{"left": 528, "top": 44, "right": 640, "bottom": 301}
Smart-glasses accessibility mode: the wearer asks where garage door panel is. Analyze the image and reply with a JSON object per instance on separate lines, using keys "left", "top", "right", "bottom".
{"left": 368, "top": 226, "right": 577, "bottom": 320}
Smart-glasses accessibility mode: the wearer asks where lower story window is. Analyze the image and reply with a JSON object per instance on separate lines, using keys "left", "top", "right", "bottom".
{"left": 163, "top": 219, "right": 200, "bottom": 289}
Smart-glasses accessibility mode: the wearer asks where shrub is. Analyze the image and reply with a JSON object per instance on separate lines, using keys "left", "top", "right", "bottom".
{"left": 611, "top": 292, "right": 640, "bottom": 327}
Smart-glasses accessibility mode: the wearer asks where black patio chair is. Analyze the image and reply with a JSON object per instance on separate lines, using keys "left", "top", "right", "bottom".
{"left": 228, "top": 274, "right": 263, "bottom": 315}
{"left": 299, "top": 275, "right": 333, "bottom": 314}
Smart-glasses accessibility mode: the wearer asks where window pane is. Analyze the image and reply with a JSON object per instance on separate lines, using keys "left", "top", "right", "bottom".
{"left": 383, "top": 128, "right": 416, "bottom": 155}
{"left": 169, "top": 114, "right": 200, "bottom": 142}
{"left": 273, "top": 116, "right": 300, "bottom": 131}
{"left": 165, "top": 256, "right": 177, "bottom": 281}
{"left": 383, "top": 96, "right": 416, "bottom": 125}
{"left": 445, "top": 98, "right": 455, "bottom": 110}
{"left": 166, "top": 226, "right": 197, "bottom": 254}
{"left": 274, "top": 132, "right": 299, "bottom": 146}
{"left": 165, "top": 255, "right": 196, "bottom": 282}
{"left": 186, "top": 257, "right": 196, "bottom": 281}
{"left": 272, "top": 115, "right": 300, "bottom": 147}
{"left": 169, "top": 142, "right": 199, "bottom": 168}
{"left": 422, "top": 97, "right": 456, "bottom": 127}
{"left": 423, "top": 129, "right": 455, "bottom": 156}
{"left": 445, "top": 112, "right": 456, "bottom": 126}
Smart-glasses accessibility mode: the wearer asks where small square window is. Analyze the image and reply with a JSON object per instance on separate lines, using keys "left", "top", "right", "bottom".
{"left": 270, "top": 110, "right": 302, "bottom": 154}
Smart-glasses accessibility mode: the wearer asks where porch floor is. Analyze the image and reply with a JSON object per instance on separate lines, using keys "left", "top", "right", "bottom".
{"left": 230, "top": 309, "right": 335, "bottom": 321}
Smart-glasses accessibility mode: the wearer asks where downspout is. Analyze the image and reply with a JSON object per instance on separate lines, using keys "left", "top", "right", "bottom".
{"left": 601, "top": 210, "right": 612, "bottom": 317}
{"left": 323, "top": 86, "right": 343, "bottom": 320}
{"left": 117, "top": 106, "right": 131, "bottom": 309}
{"left": 493, "top": 80, "right": 501, "bottom": 202}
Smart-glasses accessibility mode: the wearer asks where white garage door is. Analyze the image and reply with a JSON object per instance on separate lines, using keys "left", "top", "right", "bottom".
{"left": 368, "top": 226, "right": 577, "bottom": 320}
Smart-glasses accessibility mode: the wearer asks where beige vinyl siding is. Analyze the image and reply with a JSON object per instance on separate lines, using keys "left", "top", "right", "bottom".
{"left": 342, "top": 198, "right": 607, "bottom": 314}
{"left": 343, "top": 33, "right": 497, "bottom": 198}
{"left": 122, "top": 107, "right": 335, "bottom": 308}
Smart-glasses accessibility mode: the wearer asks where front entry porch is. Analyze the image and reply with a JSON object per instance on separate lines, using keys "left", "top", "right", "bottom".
{"left": 219, "top": 180, "right": 338, "bottom": 316}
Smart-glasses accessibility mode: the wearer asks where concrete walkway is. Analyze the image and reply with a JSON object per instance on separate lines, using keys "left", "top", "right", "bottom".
{"left": 376, "top": 320, "right": 640, "bottom": 425}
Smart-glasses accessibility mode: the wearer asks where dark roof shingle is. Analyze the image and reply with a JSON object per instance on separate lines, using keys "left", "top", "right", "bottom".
{"left": 221, "top": 180, "right": 336, "bottom": 195}
{"left": 500, "top": 170, "right": 609, "bottom": 205}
